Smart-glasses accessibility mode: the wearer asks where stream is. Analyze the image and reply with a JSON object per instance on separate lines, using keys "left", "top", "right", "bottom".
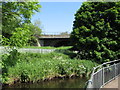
{"left": 3, "top": 77, "right": 87, "bottom": 88}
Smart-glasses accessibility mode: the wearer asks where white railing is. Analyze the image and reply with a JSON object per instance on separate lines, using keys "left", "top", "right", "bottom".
{"left": 0, "top": 46, "right": 55, "bottom": 54}
{"left": 18, "top": 48, "right": 55, "bottom": 53}
{"left": 86, "top": 59, "right": 120, "bottom": 89}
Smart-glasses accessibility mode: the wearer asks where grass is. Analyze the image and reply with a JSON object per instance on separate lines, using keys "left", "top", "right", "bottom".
{"left": 2, "top": 50, "right": 98, "bottom": 84}
{"left": 23, "top": 46, "right": 72, "bottom": 50}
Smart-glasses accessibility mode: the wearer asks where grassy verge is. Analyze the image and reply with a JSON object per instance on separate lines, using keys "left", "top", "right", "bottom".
{"left": 2, "top": 50, "right": 97, "bottom": 84}
{"left": 23, "top": 46, "right": 72, "bottom": 50}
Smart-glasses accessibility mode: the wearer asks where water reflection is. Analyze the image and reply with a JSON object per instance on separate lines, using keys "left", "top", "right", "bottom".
{"left": 4, "top": 77, "right": 87, "bottom": 88}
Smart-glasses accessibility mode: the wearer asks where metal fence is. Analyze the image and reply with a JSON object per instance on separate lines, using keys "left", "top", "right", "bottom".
{"left": 18, "top": 48, "right": 55, "bottom": 53}
{"left": 86, "top": 59, "right": 120, "bottom": 89}
{"left": 0, "top": 47, "right": 55, "bottom": 54}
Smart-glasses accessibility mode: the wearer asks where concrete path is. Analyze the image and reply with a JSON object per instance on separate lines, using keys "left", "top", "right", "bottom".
{"left": 102, "top": 76, "right": 120, "bottom": 89}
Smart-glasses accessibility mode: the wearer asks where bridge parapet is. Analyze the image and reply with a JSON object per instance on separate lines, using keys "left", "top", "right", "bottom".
{"left": 39, "top": 34, "right": 70, "bottom": 39}
{"left": 41, "top": 32, "right": 70, "bottom": 35}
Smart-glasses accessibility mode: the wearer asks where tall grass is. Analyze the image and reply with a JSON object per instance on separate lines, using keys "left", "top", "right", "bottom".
{"left": 2, "top": 50, "right": 97, "bottom": 84}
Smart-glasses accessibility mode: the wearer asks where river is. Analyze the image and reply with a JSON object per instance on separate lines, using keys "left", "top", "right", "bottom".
{"left": 3, "top": 77, "right": 87, "bottom": 88}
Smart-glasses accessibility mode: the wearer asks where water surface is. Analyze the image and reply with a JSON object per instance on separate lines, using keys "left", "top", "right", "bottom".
{"left": 4, "top": 77, "right": 87, "bottom": 88}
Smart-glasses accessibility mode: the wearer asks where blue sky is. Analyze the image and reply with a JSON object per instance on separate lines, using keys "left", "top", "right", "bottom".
{"left": 31, "top": 2, "right": 83, "bottom": 34}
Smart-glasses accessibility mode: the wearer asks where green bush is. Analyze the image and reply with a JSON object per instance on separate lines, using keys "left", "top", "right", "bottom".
{"left": 71, "top": 2, "right": 120, "bottom": 63}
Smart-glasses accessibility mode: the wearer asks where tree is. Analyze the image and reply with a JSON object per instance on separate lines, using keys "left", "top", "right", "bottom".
{"left": 28, "top": 20, "right": 42, "bottom": 46}
{"left": 0, "top": 3, "right": 2, "bottom": 46}
{"left": 70, "top": 2, "right": 120, "bottom": 62}
{"left": 2, "top": 2, "right": 41, "bottom": 47}
{"left": 60, "top": 31, "right": 69, "bottom": 35}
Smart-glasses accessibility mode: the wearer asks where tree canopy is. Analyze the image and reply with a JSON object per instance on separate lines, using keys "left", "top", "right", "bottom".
{"left": 71, "top": 2, "right": 120, "bottom": 62}
{"left": 27, "top": 20, "right": 42, "bottom": 46}
{"left": 2, "top": 2, "right": 41, "bottom": 47}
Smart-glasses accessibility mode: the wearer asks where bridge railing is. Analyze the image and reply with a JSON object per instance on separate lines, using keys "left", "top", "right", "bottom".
{"left": 86, "top": 59, "right": 120, "bottom": 89}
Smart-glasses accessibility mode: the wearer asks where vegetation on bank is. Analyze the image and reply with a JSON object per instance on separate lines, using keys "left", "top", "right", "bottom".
{"left": 2, "top": 50, "right": 97, "bottom": 84}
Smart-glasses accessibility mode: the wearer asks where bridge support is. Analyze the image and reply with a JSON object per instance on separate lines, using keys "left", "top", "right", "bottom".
{"left": 39, "top": 40, "right": 44, "bottom": 46}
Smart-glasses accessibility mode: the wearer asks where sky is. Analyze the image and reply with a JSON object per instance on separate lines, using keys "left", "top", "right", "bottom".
{"left": 31, "top": 2, "right": 83, "bottom": 34}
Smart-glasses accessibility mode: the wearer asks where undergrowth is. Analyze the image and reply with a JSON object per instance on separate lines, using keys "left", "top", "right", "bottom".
{"left": 2, "top": 49, "right": 97, "bottom": 84}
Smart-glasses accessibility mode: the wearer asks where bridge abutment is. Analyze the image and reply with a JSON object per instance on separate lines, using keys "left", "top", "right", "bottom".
{"left": 39, "top": 40, "right": 44, "bottom": 46}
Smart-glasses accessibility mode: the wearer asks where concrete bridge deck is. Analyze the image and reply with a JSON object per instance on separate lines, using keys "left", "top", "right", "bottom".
{"left": 102, "top": 76, "right": 120, "bottom": 89}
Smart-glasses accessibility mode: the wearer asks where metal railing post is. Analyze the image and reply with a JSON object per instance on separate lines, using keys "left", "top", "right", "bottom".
{"left": 114, "top": 62, "right": 117, "bottom": 79}
{"left": 102, "top": 67, "right": 104, "bottom": 85}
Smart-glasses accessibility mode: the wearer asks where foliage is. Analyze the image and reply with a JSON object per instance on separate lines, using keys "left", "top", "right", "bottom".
{"left": 2, "top": 49, "right": 20, "bottom": 83}
{"left": 2, "top": 2, "right": 41, "bottom": 47}
{"left": 60, "top": 31, "right": 69, "bottom": 35}
{"left": 27, "top": 22, "right": 42, "bottom": 46}
{"left": 10, "top": 24, "right": 31, "bottom": 47}
{"left": 2, "top": 52, "right": 97, "bottom": 84}
{"left": 71, "top": 2, "right": 120, "bottom": 63}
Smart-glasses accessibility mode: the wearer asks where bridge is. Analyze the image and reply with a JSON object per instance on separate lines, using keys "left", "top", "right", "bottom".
{"left": 86, "top": 59, "right": 120, "bottom": 89}
{"left": 38, "top": 34, "right": 71, "bottom": 47}
{"left": 39, "top": 34, "right": 70, "bottom": 39}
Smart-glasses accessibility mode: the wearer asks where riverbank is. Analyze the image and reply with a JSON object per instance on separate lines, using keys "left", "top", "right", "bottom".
{"left": 2, "top": 49, "right": 97, "bottom": 85}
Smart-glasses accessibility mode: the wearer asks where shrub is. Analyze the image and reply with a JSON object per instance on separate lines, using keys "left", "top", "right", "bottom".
{"left": 71, "top": 2, "right": 120, "bottom": 63}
